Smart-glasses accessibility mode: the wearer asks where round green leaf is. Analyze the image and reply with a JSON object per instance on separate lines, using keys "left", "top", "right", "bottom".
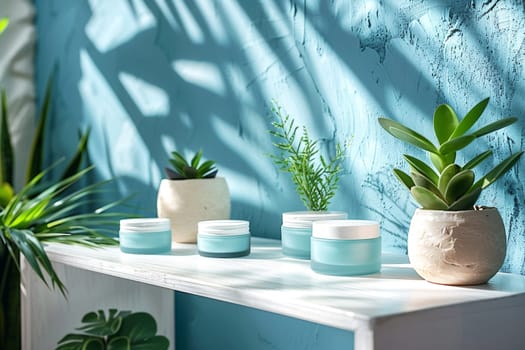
{"left": 444, "top": 169, "right": 474, "bottom": 203}
{"left": 411, "top": 186, "right": 448, "bottom": 210}
{"left": 438, "top": 164, "right": 461, "bottom": 194}
{"left": 447, "top": 186, "right": 482, "bottom": 211}
{"left": 433, "top": 104, "right": 459, "bottom": 144}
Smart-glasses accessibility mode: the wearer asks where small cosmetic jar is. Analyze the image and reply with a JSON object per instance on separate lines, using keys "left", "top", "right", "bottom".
{"left": 197, "top": 220, "right": 250, "bottom": 258}
{"left": 119, "top": 218, "right": 172, "bottom": 254}
{"left": 281, "top": 211, "right": 348, "bottom": 259}
{"left": 311, "top": 220, "right": 381, "bottom": 276}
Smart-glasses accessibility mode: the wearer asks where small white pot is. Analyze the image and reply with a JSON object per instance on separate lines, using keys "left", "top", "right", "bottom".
{"left": 157, "top": 178, "right": 230, "bottom": 243}
{"left": 408, "top": 207, "right": 506, "bottom": 285}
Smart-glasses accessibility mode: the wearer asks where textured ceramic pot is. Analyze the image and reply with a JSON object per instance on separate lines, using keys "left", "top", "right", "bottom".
{"left": 157, "top": 178, "right": 230, "bottom": 243}
{"left": 408, "top": 207, "right": 506, "bottom": 286}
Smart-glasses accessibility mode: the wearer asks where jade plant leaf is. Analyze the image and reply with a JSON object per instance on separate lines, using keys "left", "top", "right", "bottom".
{"left": 403, "top": 154, "right": 439, "bottom": 185}
{"left": 473, "top": 151, "right": 524, "bottom": 190}
{"left": 438, "top": 164, "right": 461, "bottom": 194}
{"left": 433, "top": 104, "right": 459, "bottom": 144}
{"left": 444, "top": 169, "right": 474, "bottom": 203}
{"left": 472, "top": 117, "right": 517, "bottom": 138}
{"left": 378, "top": 118, "right": 438, "bottom": 154}
{"left": 438, "top": 134, "right": 476, "bottom": 155}
{"left": 393, "top": 168, "right": 414, "bottom": 190}
{"left": 429, "top": 152, "right": 455, "bottom": 173}
{"left": 411, "top": 186, "right": 448, "bottom": 210}
{"left": 410, "top": 172, "right": 442, "bottom": 198}
{"left": 447, "top": 186, "right": 482, "bottom": 211}
{"left": 463, "top": 150, "right": 492, "bottom": 170}
{"left": 450, "top": 97, "right": 489, "bottom": 139}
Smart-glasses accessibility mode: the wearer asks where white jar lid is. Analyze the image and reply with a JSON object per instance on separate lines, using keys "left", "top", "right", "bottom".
{"left": 282, "top": 211, "right": 348, "bottom": 229}
{"left": 312, "top": 220, "right": 380, "bottom": 240}
{"left": 198, "top": 220, "right": 250, "bottom": 235}
{"left": 120, "top": 218, "right": 170, "bottom": 232}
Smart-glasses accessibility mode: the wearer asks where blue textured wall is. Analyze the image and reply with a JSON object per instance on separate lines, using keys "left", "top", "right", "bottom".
{"left": 35, "top": 1, "right": 525, "bottom": 349}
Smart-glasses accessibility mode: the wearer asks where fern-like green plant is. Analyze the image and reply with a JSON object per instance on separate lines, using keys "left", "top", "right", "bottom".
{"left": 56, "top": 309, "right": 169, "bottom": 350}
{"left": 269, "top": 102, "right": 347, "bottom": 211}
{"left": 165, "top": 149, "right": 218, "bottom": 180}
{"left": 379, "top": 98, "right": 523, "bottom": 210}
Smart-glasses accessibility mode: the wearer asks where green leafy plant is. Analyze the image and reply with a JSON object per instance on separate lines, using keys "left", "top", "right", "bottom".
{"left": 379, "top": 98, "right": 523, "bottom": 210}
{"left": 56, "top": 309, "right": 169, "bottom": 350}
{"left": 0, "top": 77, "right": 127, "bottom": 350}
{"left": 269, "top": 102, "right": 347, "bottom": 211}
{"left": 165, "top": 149, "right": 218, "bottom": 179}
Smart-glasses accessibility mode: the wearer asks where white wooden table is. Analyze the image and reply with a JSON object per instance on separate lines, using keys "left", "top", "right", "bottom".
{"left": 22, "top": 238, "right": 525, "bottom": 350}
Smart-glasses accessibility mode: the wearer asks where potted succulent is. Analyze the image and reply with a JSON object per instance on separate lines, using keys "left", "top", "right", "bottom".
{"left": 157, "top": 149, "right": 230, "bottom": 243}
{"left": 56, "top": 309, "right": 169, "bottom": 350}
{"left": 379, "top": 98, "right": 523, "bottom": 285}
{"left": 269, "top": 102, "right": 348, "bottom": 259}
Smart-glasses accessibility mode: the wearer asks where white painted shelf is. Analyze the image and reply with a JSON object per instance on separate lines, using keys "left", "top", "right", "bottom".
{"left": 36, "top": 238, "right": 525, "bottom": 350}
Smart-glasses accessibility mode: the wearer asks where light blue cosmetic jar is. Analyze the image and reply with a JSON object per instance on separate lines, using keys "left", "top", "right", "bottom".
{"left": 281, "top": 211, "right": 348, "bottom": 260}
{"left": 119, "top": 218, "right": 172, "bottom": 254}
{"left": 198, "top": 220, "right": 250, "bottom": 258}
{"left": 311, "top": 220, "right": 381, "bottom": 276}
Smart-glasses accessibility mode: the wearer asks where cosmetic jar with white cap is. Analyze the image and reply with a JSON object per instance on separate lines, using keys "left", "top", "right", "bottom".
{"left": 311, "top": 220, "right": 381, "bottom": 275}
{"left": 197, "top": 220, "right": 250, "bottom": 258}
{"left": 281, "top": 211, "right": 348, "bottom": 259}
{"left": 119, "top": 218, "right": 172, "bottom": 254}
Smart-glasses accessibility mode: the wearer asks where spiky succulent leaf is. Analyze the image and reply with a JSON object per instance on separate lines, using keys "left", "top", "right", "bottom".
{"left": 403, "top": 155, "right": 439, "bottom": 185}
{"left": 463, "top": 150, "right": 493, "bottom": 170}
{"left": 191, "top": 149, "right": 202, "bottom": 168}
{"left": 411, "top": 186, "right": 448, "bottom": 210}
{"left": 61, "top": 128, "right": 91, "bottom": 181}
{"left": 393, "top": 168, "right": 414, "bottom": 190}
{"left": 166, "top": 150, "right": 217, "bottom": 180}
{"left": 450, "top": 97, "right": 489, "bottom": 139}
{"left": 447, "top": 186, "right": 482, "bottom": 211}
{"left": 433, "top": 104, "right": 459, "bottom": 144}
{"left": 26, "top": 74, "right": 54, "bottom": 183}
{"left": 473, "top": 151, "right": 524, "bottom": 190}
{"left": 378, "top": 118, "right": 438, "bottom": 154}
{"left": 438, "top": 164, "right": 461, "bottom": 193}
{"left": 0, "top": 90, "right": 13, "bottom": 186}
{"left": 444, "top": 169, "right": 475, "bottom": 203}
{"left": 438, "top": 134, "right": 476, "bottom": 155}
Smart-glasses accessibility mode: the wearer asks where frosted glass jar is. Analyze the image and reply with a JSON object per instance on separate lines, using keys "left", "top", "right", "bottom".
{"left": 198, "top": 220, "right": 250, "bottom": 258}
{"left": 311, "top": 220, "right": 381, "bottom": 276}
{"left": 119, "top": 218, "right": 172, "bottom": 254}
{"left": 281, "top": 211, "right": 347, "bottom": 259}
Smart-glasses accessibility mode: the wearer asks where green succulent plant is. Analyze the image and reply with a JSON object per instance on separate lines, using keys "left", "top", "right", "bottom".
{"left": 56, "top": 309, "right": 169, "bottom": 350}
{"left": 379, "top": 98, "right": 523, "bottom": 211}
{"left": 165, "top": 149, "right": 218, "bottom": 180}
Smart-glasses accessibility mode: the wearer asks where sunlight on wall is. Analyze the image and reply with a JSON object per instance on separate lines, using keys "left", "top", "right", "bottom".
{"left": 119, "top": 72, "right": 170, "bottom": 116}
{"left": 172, "top": 60, "right": 226, "bottom": 96}
{"left": 86, "top": 0, "right": 156, "bottom": 53}
{"left": 78, "top": 49, "right": 159, "bottom": 192}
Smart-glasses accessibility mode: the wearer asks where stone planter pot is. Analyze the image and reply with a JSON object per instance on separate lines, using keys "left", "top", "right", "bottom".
{"left": 408, "top": 207, "right": 506, "bottom": 286}
{"left": 157, "top": 178, "right": 230, "bottom": 243}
